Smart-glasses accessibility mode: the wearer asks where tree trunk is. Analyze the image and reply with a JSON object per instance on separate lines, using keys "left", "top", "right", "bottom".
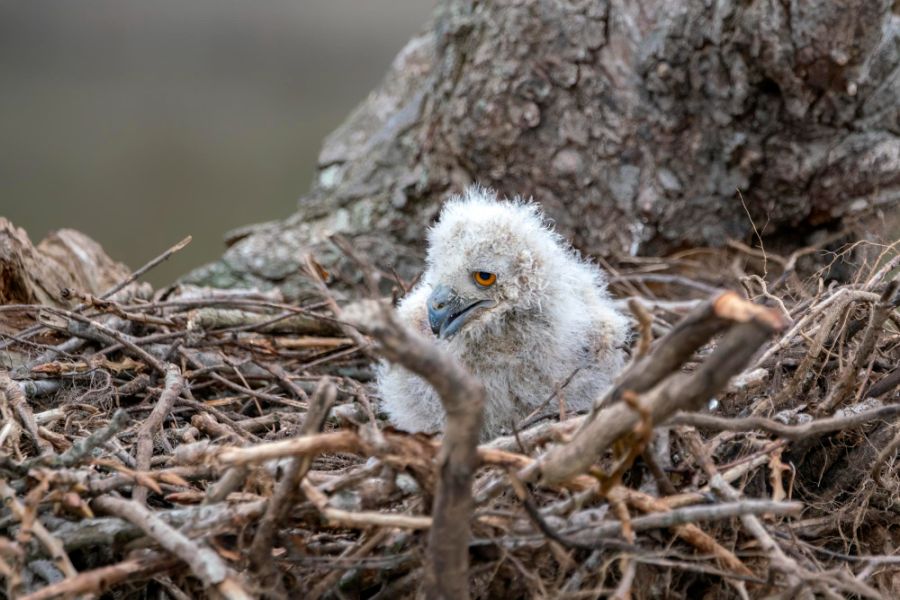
{"left": 185, "top": 0, "right": 899, "bottom": 299}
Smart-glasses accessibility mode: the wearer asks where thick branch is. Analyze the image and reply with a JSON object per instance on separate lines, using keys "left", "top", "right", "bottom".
{"left": 352, "top": 302, "right": 485, "bottom": 600}
{"left": 567, "top": 500, "right": 802, "bottom": 540}
{"left": 541, "top": 295, "right": 784, "bottom": 484}
{"left": 589, "top": 291, "right": 740, "bottom": 415}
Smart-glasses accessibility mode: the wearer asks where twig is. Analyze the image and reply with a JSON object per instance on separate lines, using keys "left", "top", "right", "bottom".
{"left": 871, "top": 423, "right": 900, "bottom": 488}
{"left": 133, "top": 365, "right": 184, "bottom": 504}
{"left": 683, "top": 430, "right": 812, "bottom": 598}
{"left": 516, "top": 366, "right": 583, "bottom": 430}
{"left": 186, "top": 307, "right": 338, "bottom": 336}
{"left": 0, "top": 480, "right": 77, "bottom": 579}
{"left": 0, "top": 542, "right": 23, "bottom": 599}
{"left": 618, "top": 486, "right": 754, "bottom": 580}
{"left": 203, "top": 465, "right": 249, "bottom": 504}
{"left": 741, "top": 274, "right": 792, "bottom": 321}
{"left": 611, "top": 557, "right": 636, "bottom": 600}
{"left": 818, "top": 281, "right": 898, "bottom": 414}
{"left": 301, "top": 480, "right": 432, "bottom": 529}
{"left": 257, "top": 362, "right": 310, "bottom": 402}
{"left": 56, "top": 408, "right": 129, "bottom": 467}
{"left": 308, "top": 530, "right": 392, "bottom": 600}
{"left": 522, "top": 500, "right": 801, "bottom": 541}
{"left": 218, "top": 430, "right": 360, "bottom": 465}
{"left": 209, "top": 371, "right": 306, "bottom": 410}
{"left": 736, "top": 188, "right": 769, "bottom": 277}
{"left": 627, "top": 297, "right": 654, "bottom": 358}
{"left": 669, "top": 403, "right": 900, "bottom": 440}
{"left": 865, "top": 365, "right": 900, "bottom": 399}
{"left": 0, "top": 371, "right": 53, "bottom": 455}
{"left": 608, "top": 274, "right": 719, "bottom": 295}
{"left": 753, "top": 288, "right": 881, "bottom": 369}
{"left": 248, "top": 380, "right": 336, "bottom": 575}
{"left": 507, "top": 474, "right": 636, "bottom": 552}
{"left": 38, "top": 307, "right": 168, "bottom": 374}
{"left": 0, "top": 235, "right": 192, "bottom": 350}
{"left": 102, "top": 235, "right": 193, "bottom": 300}
{"left": 19, "top": 552, "right": 176, "bottom": 600}
{"left": 91, "top": 495, "right": 251, "bottom": 599}
{"left": 302, "top": 253, "right": 373, "bottom": 354}
{"left": 863, "top": 240, "right": 900, "bottom": 290}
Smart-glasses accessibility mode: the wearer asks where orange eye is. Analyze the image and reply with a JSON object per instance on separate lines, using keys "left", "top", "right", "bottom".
{"left": 473, "top": 271, "right": 497, "bottom": 287}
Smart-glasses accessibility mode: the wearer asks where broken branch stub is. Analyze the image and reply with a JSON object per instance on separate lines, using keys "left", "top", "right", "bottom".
{"left": 588, "top": 290, "right": 756, "bottom": 418}
{"left": 542, "top": 293, "right": 786, "bottom": 485}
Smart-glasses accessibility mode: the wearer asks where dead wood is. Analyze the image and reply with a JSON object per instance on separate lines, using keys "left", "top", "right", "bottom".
{"left": 90, "top": 495, "right": 252, "bottom": 599}
{"left": 316, "top": 241, "right": 487, "bottom": 600}
{"left": 247, "top": 379, "right": 335, "bottom": 584}
{"left": 18, "top": 553, "right": 177, "bottom": 600}
{"left": 1, "top": 220, "right": 898, "bottom": 598}
{"left": 0, "top": 218, "right": 135, "bottom": 309}
{"left": 540, "top": 293, "right": 785, "bottom": 484}
{"left": 133, "top": 365, "right": 184, "bottom": 504}
{"left": 361, "top": 305, "right": 486, "bottom": 600}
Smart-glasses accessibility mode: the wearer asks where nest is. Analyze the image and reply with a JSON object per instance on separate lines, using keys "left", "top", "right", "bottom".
{"left": 0, "top": 235, "right": 898, "bottom": 599}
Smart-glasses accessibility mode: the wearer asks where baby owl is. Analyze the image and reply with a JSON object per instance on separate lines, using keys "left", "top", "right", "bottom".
{"left": 377, "top": 186, "right": 629, "bottom": 440}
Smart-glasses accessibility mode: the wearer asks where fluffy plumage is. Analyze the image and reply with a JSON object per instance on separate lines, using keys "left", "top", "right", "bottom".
{"left": 377, "top": 186, "right": 630, "bottom": 440}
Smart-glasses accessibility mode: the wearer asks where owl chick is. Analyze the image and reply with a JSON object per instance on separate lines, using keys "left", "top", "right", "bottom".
{"left": 377, "top": 186, "right": 629, "bottom": 440}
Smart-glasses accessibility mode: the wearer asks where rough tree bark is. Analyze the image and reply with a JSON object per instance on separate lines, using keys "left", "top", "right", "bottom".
{"left": 186, "top": 0, "right": 899, "bottom": 299}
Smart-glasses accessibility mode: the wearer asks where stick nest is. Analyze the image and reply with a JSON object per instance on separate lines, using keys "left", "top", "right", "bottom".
{"left": 1, "top": 238, "right": 898, "bottom": 599}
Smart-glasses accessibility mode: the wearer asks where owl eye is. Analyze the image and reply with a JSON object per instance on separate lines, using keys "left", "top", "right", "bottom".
{"left": 473, "top": 271, "right": 497, "bottom": 287}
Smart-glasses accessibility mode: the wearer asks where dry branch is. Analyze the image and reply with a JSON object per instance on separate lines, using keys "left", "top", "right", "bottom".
{"left": 0, "top": 479, "right": 77, "bottom": 580}
{"left": 38, "top": 307, "right": 168, "bottom": 374}
{"left": 18, "top": 552, "right": 176, "bottom": 600}
{"left": 1, "top": 371, "right": 53, "bottom": 455}
{"left": 618, "top": 486, "right": 753, "bottom": 579}
{"left": 818, "top": 281, "right": 898, "bottom": 414}
{"left": 0, "top": 234, "right": 190, "bottom": 351}
{"left": 133, "top": 364, "right": 184, "bottom": 504}
{"left": 55, "top": 408, "right": 129, "bottom": 467}
{"left": 541, "top": 293, "right": 785, "bottom": 484}
{"left": 565, "top": 499, "right": 802, "bottom": 539}
{"left": 684, "top": 429, "right": 811, "bottom": 596}
{"left": 248, "top": 379, "right": 336, "bottom": 575}
{"left": 321, "top": 241, "right": 487, "bottom": 600}
{"left": 587, "top": 291, "right": 736, "bottom": 418}
{"left": 301, "top": 480, "right": 432, "bottom": 530}
{"left": 1, "top": 225, "right": 897, "bottom": 598}
{"left": 670, "top": 402, "right": 900, "bottom": 440}
{"left": 370, "top": 318, "right": 484, "bottom": 599}
{"left": 91, "top": 495, "right": 252, "bottom": 599}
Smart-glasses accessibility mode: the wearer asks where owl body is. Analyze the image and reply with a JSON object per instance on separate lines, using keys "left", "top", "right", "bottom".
{"left": 377, "top": 187, "right": 629, "bottom": 440}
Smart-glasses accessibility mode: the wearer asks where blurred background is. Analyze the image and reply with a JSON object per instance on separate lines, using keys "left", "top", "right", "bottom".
{"left": 0, "top": 1, "right": 435, "bottom": 286}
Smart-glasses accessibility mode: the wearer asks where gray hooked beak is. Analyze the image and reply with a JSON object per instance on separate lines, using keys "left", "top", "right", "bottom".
{"left": 427, "top": 284, "right": 494, "bottom": 340}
